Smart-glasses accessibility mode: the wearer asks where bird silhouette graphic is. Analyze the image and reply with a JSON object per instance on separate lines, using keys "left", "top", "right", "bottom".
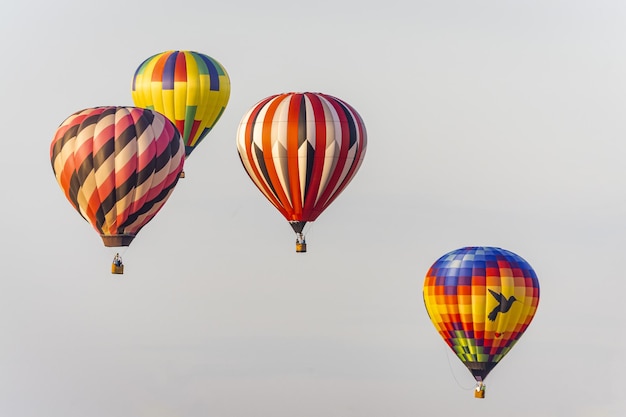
{"left": 488, "top": 289, "right": 517, "bottom": 322}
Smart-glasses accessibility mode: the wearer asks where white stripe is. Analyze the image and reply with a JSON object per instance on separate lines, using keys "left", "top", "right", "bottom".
{"left": 271, "top": 96, "right": 292, "bottom": 207}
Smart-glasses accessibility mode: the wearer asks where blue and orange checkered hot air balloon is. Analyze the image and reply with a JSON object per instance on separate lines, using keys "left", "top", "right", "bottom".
{"left": 422, "top": 246, "right": 540, "bottom": 398}
{"left": 131, "top": 50, "right": 230, "bottom": 162}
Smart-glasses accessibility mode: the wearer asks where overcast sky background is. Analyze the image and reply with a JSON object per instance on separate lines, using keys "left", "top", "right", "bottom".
{"left": 1, "top": 1, "right": 625, "bottom": 416}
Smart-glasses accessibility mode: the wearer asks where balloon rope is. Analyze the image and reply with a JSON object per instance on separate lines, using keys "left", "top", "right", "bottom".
{"left": 110, "top": 246, "right": 130, "bottom": 262}
{"left": 303, "top": 222, "right": 314, "bottom": 239}
{"left": 445, "top": 350, "right": 474, "bottom": 391}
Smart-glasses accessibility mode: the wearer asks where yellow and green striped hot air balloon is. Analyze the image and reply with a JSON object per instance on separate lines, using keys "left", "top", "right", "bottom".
{"left": 132, "top": 50, "right": 230, "bottom": 159}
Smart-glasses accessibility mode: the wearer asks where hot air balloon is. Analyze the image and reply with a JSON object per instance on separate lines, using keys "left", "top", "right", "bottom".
{"left": 50, "top": 106, "right": 185, "bottom": 273}
{"left": 131, "top": 50, "right": 230, "bottom": 171}
{"left": 422, "top": 246, "right": 540, "bottom": 398}
{"left": 236, "top": 92, "right": 367, "bottom": 252}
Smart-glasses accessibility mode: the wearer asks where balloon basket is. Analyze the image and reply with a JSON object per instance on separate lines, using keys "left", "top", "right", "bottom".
{"left": 474, "top": 387, "right": 485, "bottom": 399}
{"left": 296, "top": 242, "right": 307, "bottom": 253}
{"left": 179, "top": 170, "right": 185, "bottom": 178}
{"left": 111, "top": 264, "right": 124, "bottom": 274}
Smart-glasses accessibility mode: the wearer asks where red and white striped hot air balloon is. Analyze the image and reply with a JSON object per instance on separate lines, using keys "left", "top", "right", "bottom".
{"left": 50, "top": 106, "right": 185, "bottom": 273}
{"left": 236, "top": 92, "right": 367, "bottom": 252}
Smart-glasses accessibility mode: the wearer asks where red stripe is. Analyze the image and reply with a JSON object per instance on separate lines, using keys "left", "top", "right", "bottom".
{"left": 301, "top": 93, "right": 327, "bottom": 220}
{"left": 175, "top": 52, "right": 188, "bottom": 82}
{"left": 317, "top": 98, "right": 366, "bottom": 217}
{"left": 175, "top": 120, "right": 185, "bottom": 142}
{"left": 311, "top": 96, "right": 351, "bottom": 217}
{"left": 188, "top": 120, "right": 201, "bottom": 145}
{"left": 286, "top": 94, "right": 303, "bottom": 219}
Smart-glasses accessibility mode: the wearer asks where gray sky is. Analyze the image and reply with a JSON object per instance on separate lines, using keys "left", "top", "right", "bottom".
{"left": 1, "top": 0, "right": 625, "bottom": 416}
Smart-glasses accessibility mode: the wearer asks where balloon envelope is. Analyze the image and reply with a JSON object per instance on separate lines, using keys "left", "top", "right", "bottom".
{"left": 50, "top": 106, "right": 185, "bottom": 247}
{"left": 131, "top": 50, "right": 230, "bottom": 157}
{"left": 236, "top": 92, "right": 367, "bottom": 237}
{"left": 423, "top": 246, "right": 540, "bottom": 382}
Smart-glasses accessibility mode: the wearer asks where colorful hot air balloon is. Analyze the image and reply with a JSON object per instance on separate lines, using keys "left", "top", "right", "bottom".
{"left": 422, "top": 246, "right": 540, "bottom": 398}
{"left": 131, "top": 50, "right": 230, "bottom": 160}
{"left": 236, "top": 92, "right": 367, "bottom": 252}
{"left": 50, "top": 106, "right": 185, "bottom": 273}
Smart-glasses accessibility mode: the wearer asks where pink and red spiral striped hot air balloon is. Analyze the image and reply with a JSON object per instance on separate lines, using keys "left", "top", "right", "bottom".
{"left": 236, "top": 92, "right": 367, "bottom": 252}
{"left": 50, "top": 106, "right": 185, "bottom": 273}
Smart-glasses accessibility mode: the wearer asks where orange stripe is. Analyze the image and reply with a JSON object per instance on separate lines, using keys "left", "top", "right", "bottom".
{"left": 261, "top": 94, "right": 293, "bottom": 218}
{"left": 151, "top": 53, "right": 168, "bottom": 82}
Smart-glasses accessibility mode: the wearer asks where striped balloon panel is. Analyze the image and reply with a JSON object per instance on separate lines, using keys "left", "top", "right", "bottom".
{"left": 50, "top": 106, "right": 185, "bottom": 243}
{"left": 131, "top": 50, "right": 231, "bottom": 156}
{"left": 423, "top": 247, "right": 540, "bottom": 380}
{"left": 236, "top": 92, "right": 367, "bottom": 223}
